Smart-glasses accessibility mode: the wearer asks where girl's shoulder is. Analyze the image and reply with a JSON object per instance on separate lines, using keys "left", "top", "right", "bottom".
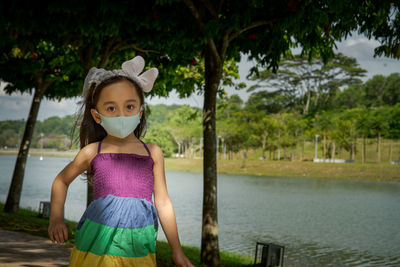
{"left": 78, "top": 142, "right": 100, "bottom": 162}
{"left": 143, "top": 142, "right": 164, "bottom": 161}
{"left": 82, "top": 141, "right": 100, "bottom": 154}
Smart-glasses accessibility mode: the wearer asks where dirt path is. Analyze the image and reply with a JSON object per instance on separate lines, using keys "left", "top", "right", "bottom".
{"left": 0, "top": 229, "right": 71, "bottom": 267}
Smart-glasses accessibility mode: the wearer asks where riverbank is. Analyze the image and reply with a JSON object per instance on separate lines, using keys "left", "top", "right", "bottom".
{"left": 165, "top": 158, "right": 400, "bottom": 182}
{"left": 0, "top": 149, "right": 77, "bottom": 158}
{"left": 1, "top": 149, "right": 399, "bottom": 182}
{"left": 0, "top": 203, "right": 253, "bottom": 267}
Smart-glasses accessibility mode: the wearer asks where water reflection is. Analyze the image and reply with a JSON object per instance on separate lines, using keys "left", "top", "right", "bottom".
{"left": 165, "top": 171, "right": 400, "bottom": 266}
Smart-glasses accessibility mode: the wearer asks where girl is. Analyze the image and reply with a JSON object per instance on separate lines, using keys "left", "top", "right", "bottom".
{"left": 48, "top": 56, "right": 194, "bottom": 267}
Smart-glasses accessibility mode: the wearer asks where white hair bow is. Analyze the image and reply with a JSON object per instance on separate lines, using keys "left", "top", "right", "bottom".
{"left": 82, "top": 56, "right": 158, "bottom": 99}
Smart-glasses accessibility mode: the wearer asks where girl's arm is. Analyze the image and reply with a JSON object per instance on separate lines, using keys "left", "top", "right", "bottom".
{"left": 152, "top": 144, "right": 194, "bottom": 267}
{"left": 48, "top": 143, "right": 97, "bottom": 243}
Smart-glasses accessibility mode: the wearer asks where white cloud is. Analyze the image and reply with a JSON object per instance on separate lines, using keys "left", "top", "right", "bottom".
{"left": 335, "top": 34, "right": 400, "bottom": 64}
{"left": 146, "top": 90, "right": 204, "bottom": 109}
{"left": 0, "top": 83, "right": 32, "bottom": 120}
{"left": 335, "top": 37, "right": 376, "bottom": 60}
{"left": 45, "top": 97, "right": 79, "bottom": 111}
{"left": 0, "top": 84, "right": 79, "bottom": 121}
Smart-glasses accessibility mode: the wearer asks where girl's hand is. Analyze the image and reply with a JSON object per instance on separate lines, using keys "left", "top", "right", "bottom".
{"left": 172, "top": 251, "right": 195, "bottom": 267}
{"left": 48, "top": 221, "right": 68, "bottom": 244}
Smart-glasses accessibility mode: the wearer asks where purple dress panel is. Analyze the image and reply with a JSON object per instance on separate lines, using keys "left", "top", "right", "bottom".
{"left": 91, "top": 140, "right": 154, "bottom": 203}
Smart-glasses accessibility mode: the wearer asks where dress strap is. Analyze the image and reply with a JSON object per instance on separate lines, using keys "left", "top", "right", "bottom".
{"left": 97, "top": 140, "right": 102, "bottom": 154}
{"left": 139, "top": 139, "right": 151, "bottom": 157}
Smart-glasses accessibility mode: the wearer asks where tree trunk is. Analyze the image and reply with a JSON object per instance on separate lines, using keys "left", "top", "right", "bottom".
{"left": 389, "top": 139, "right": 392, "bottom": 162}
{"left": 376, "top": 132, "right": 381, "bottom": 163}
{"left": 4, "top": 79, "right": 49, "bottom": 213}
{"left": 301, "top": 138, "right": 305, "bottom": 161}
{"left": 223, "top": 142, "right": 226, "bottom": 160}
{"left": 323, "top": 134, "right": 327, "bottom": 159}
{"left": 331, "top": 142, "right": 336, "bottom": 160}
{"left": 314, "top": 88, "right": 320, "bottom": 109}
{"left": 351, "top": 138, "right": 355, "bottom": 161}
{"left": 362, "top": 134, "right": 366, "bottom": 164}
{"left": 261, "top": 130, "right": 268, "bottom": 160}
{"left": 185, "top": 143, "right": 188, "bottom": 158}
{"left": 277, "top": 130, "right": 281, "bottom": 160}
{"left": 201, "top": 46, "right": 221, "bottom": 266}
{"left": 303, "top": 90, "right": 311, "bottom": 115}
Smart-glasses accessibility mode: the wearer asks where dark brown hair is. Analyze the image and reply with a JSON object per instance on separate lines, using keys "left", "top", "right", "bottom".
{"left": 72, "top": 75, "right": 148, "bottom": 149}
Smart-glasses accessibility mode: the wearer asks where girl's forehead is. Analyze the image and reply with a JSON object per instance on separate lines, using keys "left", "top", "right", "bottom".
{"left": 98, "top": 80, "right": 140, "bottom": 102}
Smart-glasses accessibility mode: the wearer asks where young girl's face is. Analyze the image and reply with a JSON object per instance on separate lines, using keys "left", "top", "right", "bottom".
{"left": 90, "top": 79, "right": 143, "bottom": 121}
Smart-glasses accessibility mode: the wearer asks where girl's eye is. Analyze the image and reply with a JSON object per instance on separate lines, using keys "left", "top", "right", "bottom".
{"left": 127, "top": 104, "right": 134, "bottom": 110}
{"left": 106, "top": 106, "right": 116, "bottom": 112}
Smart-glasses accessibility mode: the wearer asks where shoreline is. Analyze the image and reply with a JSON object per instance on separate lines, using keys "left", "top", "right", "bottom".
{"left": 1, "top": 149, "right": 399, "bottom": 183}
{"left": 0, "top": 149, "right": 78, "bottom": 158}
{"left": 164, "top": 158, "right": 400, "bottom": 183}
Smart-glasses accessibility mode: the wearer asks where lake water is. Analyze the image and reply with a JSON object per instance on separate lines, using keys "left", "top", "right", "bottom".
{"left": 0, "top": 155, "right": 399, "bottom": 266}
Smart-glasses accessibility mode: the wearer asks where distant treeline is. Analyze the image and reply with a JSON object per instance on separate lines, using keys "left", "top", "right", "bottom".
{"left": 0, "top": 104, "right": 186, "bottom": 156}
{"left": 1, "top": 73, "right": 399, "bottom": 162}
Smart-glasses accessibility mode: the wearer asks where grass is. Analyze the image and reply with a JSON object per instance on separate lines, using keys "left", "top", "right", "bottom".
{"left": 0, "top": 202, "right": 78, "bottom": 246}
{"left": 165, "top": 158, "right": 400, "bottom": 182}
{"left": 0, "top": 202, "right": 253, "bottom": 266}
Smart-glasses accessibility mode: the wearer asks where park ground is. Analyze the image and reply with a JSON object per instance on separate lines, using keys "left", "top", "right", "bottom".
{"left": 0, "top": 203, "right": 253, "bottom": 267}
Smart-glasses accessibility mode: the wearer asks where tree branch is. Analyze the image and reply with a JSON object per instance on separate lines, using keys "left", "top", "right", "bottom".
{"left": 217, "top": 0, "right": 224, "bottom": 14}
{"left": 220, "top": 29, "right": 230, "bottom": 61}
{"left": 206, "top": 41, "right": 221, "bottom": 66}
{"left": 110, "top": 38, "right": 132, "bottom": 53}
{"left": 117, "top": 43, "right": 160, "bottom": 56}
{"left": 78, "top": 44, "right": 94, "bottom": 75}
{"left": 184, "top": 0, "right": 206, "bottom": 34}
{"left": 184, "top": 0, "right": 221, "bottom": 63}
{"left": 228, "top": 17, "right": 286, "bottom": 42}
{"left": 200, "top": 0, "right": 218, "bottom": 19}
{"left": 98, "top": 35, "right": 116, "bottom": 68}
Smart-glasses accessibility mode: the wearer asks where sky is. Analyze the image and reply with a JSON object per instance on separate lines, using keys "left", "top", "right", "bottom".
{"left": 1, "top": 33, "right": 399, "bottom": 121}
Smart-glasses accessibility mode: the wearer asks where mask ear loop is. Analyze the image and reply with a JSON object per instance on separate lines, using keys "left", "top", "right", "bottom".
{"left": 139, "top": 104, "right": 147, "bottom": 138}
{"left": 141, "top": 123, "right": 147, "bottom": 138}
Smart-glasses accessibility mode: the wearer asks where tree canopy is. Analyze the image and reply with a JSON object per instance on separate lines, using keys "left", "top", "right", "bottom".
{"left": 247, "top": 53, "right": 367, "bottom": 114}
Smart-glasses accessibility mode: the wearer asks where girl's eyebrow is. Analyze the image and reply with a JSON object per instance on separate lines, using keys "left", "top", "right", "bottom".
{"left": 102, "top": 101, "right": 115, "bottom": 106}
{"left": 102, "top": 99, "right": 137, "bottom": 106}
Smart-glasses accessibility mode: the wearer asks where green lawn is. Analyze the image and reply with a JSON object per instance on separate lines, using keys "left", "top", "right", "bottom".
{"left": 165, "top": 157, "right": 400, "bottom": 182}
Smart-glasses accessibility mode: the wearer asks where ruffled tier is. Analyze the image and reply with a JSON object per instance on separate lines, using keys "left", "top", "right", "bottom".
{"left": 69, "top": 246, "right": 156, "bottom": 267}
{"left": 69, "top": 195, "right": 158, "bottom": 266}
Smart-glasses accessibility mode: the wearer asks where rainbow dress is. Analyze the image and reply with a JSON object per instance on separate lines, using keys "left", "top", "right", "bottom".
{"left": 69, "top": 140, "right": 158, "bottom": 266}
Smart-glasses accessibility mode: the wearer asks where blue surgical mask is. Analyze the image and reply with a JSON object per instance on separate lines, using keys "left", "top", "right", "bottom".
{"left": 94, "top": 105, "right": 143, "bottom": 139}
